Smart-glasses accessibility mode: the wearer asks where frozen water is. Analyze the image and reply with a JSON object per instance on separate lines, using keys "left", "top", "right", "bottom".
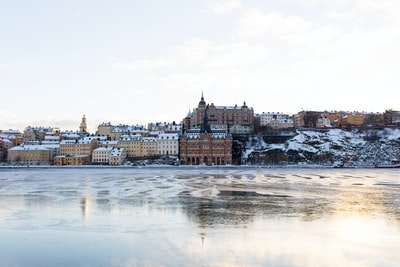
{"left": 1, "top": 167, "right": 400, "bottom": 266}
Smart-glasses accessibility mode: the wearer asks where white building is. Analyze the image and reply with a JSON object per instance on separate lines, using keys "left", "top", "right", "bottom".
{"left": 92, "top": 147, "right": 113, "bottom": 164}
{"left": 157, "top": 133, "right": 179, "bottom": 156}
{"left": 259, "top": 112, "right": 294, "bottom": 129}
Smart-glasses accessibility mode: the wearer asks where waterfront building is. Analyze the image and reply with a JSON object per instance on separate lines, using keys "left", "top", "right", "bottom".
{"left": 7, "top": 145, "right": 51, "bottom": 165}
{"left": 141, "top": 137, "right": 157, "bottom": 157}
{"left": 0, "top": 138, "right": 10, "bottom": 161}
{"left": 92, "top": 147, "right": 113, "bottom": 164}
{"left": 180, "top": 108, "right": 232, "bottom": 165}
{"left": 54, "top": 155, "right": 91, "bottom": 165}
{"left": 157, "top": 133, "right": 179, "bottom": 156}
{"left": 109, "top": 148, "right": 127, "bottom": 165}
{"left": 118, "top": 135, "right": 142, "bottom": 157}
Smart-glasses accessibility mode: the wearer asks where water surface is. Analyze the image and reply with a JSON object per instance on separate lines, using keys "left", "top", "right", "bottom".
{"left": 0, "top": 167, "right": 399, "bottom": 266}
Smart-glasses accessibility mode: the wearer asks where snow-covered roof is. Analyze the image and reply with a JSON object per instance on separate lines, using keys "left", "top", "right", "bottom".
{"left": 45, "top": 136, "right": 60, "bottom": 141}
{"left": 142, "top": 137, "right": 156, "bottom": 142}
{"left": 158, "top": 133, "right": 179, "bottom": 140}
{"left": 110, "top": 148, "right": 124, "bottom": 156}
{"left": 100, "top": 140, "right": 119, "bottom": 145}
{"left": 0, "top": 137, "right": 12, "bottom": 144}
{"left": 9, "top": 145, "right": 50, "bottom": 151}
{"left": 55, "top": 155, "right": 89, "bottom": 158}
{"left": 93, "top": 147, "right": 113, "bottom": 152}
{"left": 119, "top": 134, "right": 141, "bottom": 141}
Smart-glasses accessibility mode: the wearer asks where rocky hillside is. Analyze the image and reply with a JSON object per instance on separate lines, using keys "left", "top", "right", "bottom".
{"left": 240, "top": 128, "right": 400, "bottom": 167}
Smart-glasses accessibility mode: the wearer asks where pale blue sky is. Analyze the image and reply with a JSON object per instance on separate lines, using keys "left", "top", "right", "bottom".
{"left": 1, "top": 0, "right": 400, "bottom": 132}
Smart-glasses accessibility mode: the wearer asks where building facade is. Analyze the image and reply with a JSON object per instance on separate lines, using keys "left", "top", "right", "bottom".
{"left": 183, "top": 93, "right": 254, "bottom": 134}
{"left": 54, "top": 155, "right": 91, "bottom": 165}
{"left": 7, "top": 145, "right": 51, "bottom": 164}
{"left": 384, "top": 110, "right": 400, "bottom": 125}
{"left": 179, "top": 129, "right": 233, "bottom": 165}
{"left": 59, "top": 137, "right": 99, "bottom": 157}
{"left": 157, "top": 133, "right": 179, "bottom": 156}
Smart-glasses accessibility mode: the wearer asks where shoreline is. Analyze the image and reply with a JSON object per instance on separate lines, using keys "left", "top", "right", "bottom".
{"left": 1, "top": 164, "right": 396, "bottom": 170}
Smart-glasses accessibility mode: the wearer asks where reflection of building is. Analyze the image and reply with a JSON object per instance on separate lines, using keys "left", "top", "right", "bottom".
{"left": 183, "top": 93, "right": 254, "bottom": 134}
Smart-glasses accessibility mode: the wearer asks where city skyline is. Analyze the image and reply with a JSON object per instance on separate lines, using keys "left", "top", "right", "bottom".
{"left": 1, "top": 0, "right": 400, "bottom": 132}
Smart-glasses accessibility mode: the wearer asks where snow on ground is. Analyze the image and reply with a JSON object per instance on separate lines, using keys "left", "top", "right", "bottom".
{"left": 242, "top": 128, "right": 400, "bottom": 166}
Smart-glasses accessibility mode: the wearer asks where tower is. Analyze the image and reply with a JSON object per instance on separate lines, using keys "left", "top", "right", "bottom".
{"left": 79, "top": 115, "right": 88, "bottom": 133}
{"left": 198, "top": 91, "right": 206, "bottom": 107}
{"left": 200, "top": 106, "right": 212, "bottom": 134}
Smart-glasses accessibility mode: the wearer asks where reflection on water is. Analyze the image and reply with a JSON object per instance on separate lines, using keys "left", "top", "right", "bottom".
{"left": 0, "top": 168, "right": 400, "bottom": 266}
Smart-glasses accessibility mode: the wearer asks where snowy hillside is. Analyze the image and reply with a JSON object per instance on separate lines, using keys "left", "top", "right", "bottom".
{"left": 241, "top": 128, "right": 400, "bottom": 167}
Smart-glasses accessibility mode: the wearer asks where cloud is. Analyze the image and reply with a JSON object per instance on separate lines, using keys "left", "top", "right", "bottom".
{"left": 112, "top": 58, "right": 175, "bottom": 70}
{"left": 237, "top": 9, "right": 313, "bottom": 37}
{"left": 0, "top": 63, "right": 19, "bottom": 71}
{"left": 178, "top": 38, "right": 269, "bottom": 69}
{"left": 206, "top": 0, "right": 242, "bottom": 14}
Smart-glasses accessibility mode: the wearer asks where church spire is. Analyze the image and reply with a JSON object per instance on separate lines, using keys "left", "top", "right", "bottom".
{"left": 200, "top": 106, "right": 212, "bottom": 134}
{"left": 79, "top": 114, "right": 87, "bottom": 133}
{"left": 198, "top": 91, "right": 206, "bottom": 107}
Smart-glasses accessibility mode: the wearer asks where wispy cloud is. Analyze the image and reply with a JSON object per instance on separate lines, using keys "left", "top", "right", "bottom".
{"left": 112, "top": 58, "right": 175, "bottom": 70}
{"left": 178, "top": 38, "right": 268, "bottom": 69}
{"left": 0, "top": 63, "right": 19, "bottom": 71}
{"left": 206, "top": 0, "right": 242, "bottom": 14}
{"left": 237, "top": 9, "right": 313, "bottom": 37}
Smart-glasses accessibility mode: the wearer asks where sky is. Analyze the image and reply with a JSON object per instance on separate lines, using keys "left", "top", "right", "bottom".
{"left": 1, "top": 0, "right": 400, "bottom": 133}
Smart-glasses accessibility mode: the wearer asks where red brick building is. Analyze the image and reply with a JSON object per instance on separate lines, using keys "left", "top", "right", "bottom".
{"left": 179, "top": 129, "right": 233, "bottom": 165}
{"left": 180, "top": 106, "right": 233, "bottom": 165}
{"left": 183, "top": 93, "right": 254, "bottom": 134}
{"left": 0, "top": 139, "right": 6, "bottom": 162}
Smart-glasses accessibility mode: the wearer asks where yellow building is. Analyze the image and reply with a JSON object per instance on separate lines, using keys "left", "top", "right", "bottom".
{"left": 341, "top": 113, "right": 365, "bottom": 126}
{"left": 54, "top": 155, "right": 91, "bottom": 165}
{"left": 141, "top": 137, "right": 157, "bottom": 157}
{"left": 60, "top": 137, "right": 99, "bottom": 156}
{"left": 118, "top": 135, "right": 142, "bottom": 157}
{"left": 7, "top": 145, "right": 51, "bottom": 164}
{"left": 109, "top": 148, "right": 127, "bottom": 165}
{"left": 92, "top": 147, "right": 113, "bottom": 164}
{"left": 97, "top": 122, "right": 113, "bottom": 136}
